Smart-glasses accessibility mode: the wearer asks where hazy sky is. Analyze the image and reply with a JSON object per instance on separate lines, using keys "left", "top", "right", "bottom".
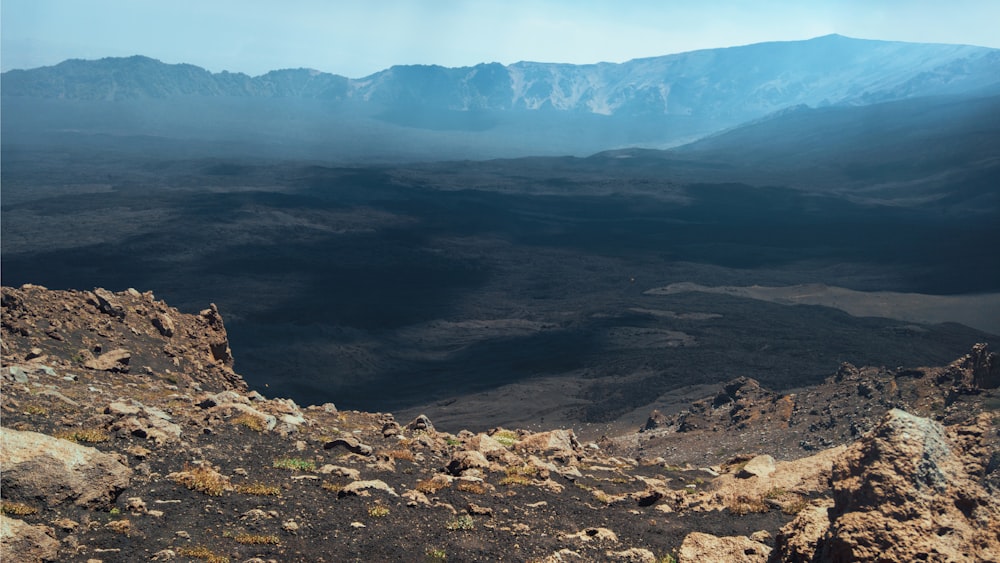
{"left": 3, "top": 0, "right": 998, "bottom": 78}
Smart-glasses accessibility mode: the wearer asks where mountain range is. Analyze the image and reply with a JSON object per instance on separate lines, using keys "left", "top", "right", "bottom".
{"left": 4, "top": 34, "right": 1000, "bottom": 160}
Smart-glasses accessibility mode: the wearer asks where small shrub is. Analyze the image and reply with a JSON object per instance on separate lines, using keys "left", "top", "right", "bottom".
{"left": 658, "top": 554, "right": 678, "bottom": 563}
{"left": 425, "top": 547, "right": 448, "bottom": 562}
{"left": 445, "top": 514, "right": 474, "bottom": 531}
{"left": 782, "top": 497, "right": 810, "bottom": 515}
{"left": 368, "top": 503, "right": 390, "bottom": 518}
{"left": 764, "top": 487, "right": 787, "bottom": 500}
{"left": 171, "top": 464, "right": 230, "bottom": 496}
{"left": 492, "top": 430, "right": 518, "bottom": 447}
{"left": 499, "top": 474, "right": 532, "bottom": 486}
{"left": 235, "top": 482, "right": 281, "bottom": 496}
{"left": 592, "top": 489, "right": 613, "bottom": 505}
{"left": 177, "top": 546, "right": 230, "bottom": 563}
{"left": 273, "top": 457, "right": 316, "bottom": 471}
{"left": 505, "top": 463, "right": 538, "bottom": 477}
{"left": 321, "top": 481, "right": 345, "bottom": 493}
{"left": 387, "top": 449, "right": 416, "bottom": 462}
{"left": 456, "top": 481, "right": 487, "bottom": 495}
{"left": 727, "top": 494, "right": 769, "bottom": 516}
{"left": 234, "top": 533, "right": 280, "bottom": 545}
{"left": 445, "top": 437, "right": 461, "bottom": 447}
{"left": 231, "top": 414, "right": 266, "bottom": 432}
{"left": 24, "top": 405, "right": 49, "bottom": 416}
{"left": 1, "top": 501, "right": 38, "bottom": 516}
{"left": 416, "top": 478, "right": 450, "bottom": 494}
{"left": 56, "top": 428, "right": 110, "bottom": 443}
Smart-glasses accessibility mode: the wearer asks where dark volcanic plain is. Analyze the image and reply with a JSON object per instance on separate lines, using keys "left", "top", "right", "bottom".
{"left": 3, "top": 118, "right": 998, "bottom": 433}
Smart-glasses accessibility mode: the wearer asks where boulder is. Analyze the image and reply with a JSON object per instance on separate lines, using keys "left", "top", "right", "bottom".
{"left": 338, "top": 480, "right": 398, "bottom": 497}
{"left": 563, "top": 527, "right": 619, "bottom": 543}
{"left": 0, "top": 516, "right": 60, "bottom": 562}
{"left": 84, "top": 348, "right": 131, "bottom": 371}
{"left": 447, "top": 450, "right": 490, "bottom": 476}
{"left": 641, "top": 409, "right": 670, "bottom": 432}
{"left": 152, "top": 312, "right": 175, "bottom": 337}
{"left": 736, "top": 454, "right": 775, "bottom": 479}
{"left": 406, "top": 414, "right": 435, "bottom": 432}
{"left": 323, "top": 436, "right": 373, "bottom": 456}
{"left": 678, "top": 532, "right": 770, "bottom": 563}
{"left": 0, "top": 427, "right": 131, "bottom": 509}
{"left": 106, "top": 400, "right": 183, "bottom": 444}
{"left": 91, "top": 288, "right": 126, "bottom": 318}
{"left": 516, "top": 429, "right": 579, "bottom": 455}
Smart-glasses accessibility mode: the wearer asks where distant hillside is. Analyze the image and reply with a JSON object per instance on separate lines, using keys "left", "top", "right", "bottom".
{"left": 3, "top": 35, "right": 1000, "bottom": 160}
{"left": 588, "top": 94, "right": 1000, "bottom": 213}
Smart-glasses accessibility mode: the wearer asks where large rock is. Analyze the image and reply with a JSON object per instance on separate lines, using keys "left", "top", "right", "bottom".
{"left": 678, "top": 532, "right": 770, "bottom": 563}
{"left": 772, "top": 500, "right": 834, "bottom": 563}
{"left": 83, "top": 348, "right": 131, "bottom": 371}
{"left": 516, "top": 429, "right": 579, "bottom": 455}
{"left": 0, "top": 516, "right": 60, "bottom": 562}
{"left": 0, "top": 427, "right": 131, "bottom": 509}
{"left": 774, "top": 409, "right": 1000, "bottom": 562}
{"left": 736, "top": 454, "right": 775, "bottom": 479}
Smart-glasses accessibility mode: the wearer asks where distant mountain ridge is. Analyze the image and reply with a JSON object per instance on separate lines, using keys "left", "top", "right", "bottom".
{"left": 4, "top": 34, "right": 1000, "bottom": 159}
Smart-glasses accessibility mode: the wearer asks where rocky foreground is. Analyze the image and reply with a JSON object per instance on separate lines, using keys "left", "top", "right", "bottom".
{"left": 1, "top": 285, "right": 999, "bottom": 562}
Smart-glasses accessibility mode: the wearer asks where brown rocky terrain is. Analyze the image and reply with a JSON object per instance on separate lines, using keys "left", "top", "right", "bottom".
{"left": 1, "top": 285, "right": 998, "bottom": 562}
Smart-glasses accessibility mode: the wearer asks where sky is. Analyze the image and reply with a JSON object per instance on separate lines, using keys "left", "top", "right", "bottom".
{"left": 3, "top": 0, "right": 999, "bottom": 78}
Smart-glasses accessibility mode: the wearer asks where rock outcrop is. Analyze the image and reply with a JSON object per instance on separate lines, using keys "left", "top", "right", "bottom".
{"left": 0, "top": 284, "right": 244, "bottom": 392}
{"left": 0, "top": 516, "right": 60, "bottom": 563}
{"left": 0, "top": 427, "right": 132, "bottom": 509}
{"left": 1, "top": 285, "right": 997, "bottom": 562}
{"left": 773, "top": 409, "right": 1000, "bottom": 562}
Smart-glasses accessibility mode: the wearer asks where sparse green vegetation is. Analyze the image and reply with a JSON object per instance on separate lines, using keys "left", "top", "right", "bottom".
{"left": 273, "top": 457, "right": 316, "bottom": 471}
{"left": 321, "top": 481, "right": 345, "bottom": 493}
{"left": 446, "top": 514, "right": 474, "bottom": 531}
{"left": 425, "top": 547, "right": 448, "bottom": 562}
{"left": 658, "top": 554, "right": 678, "bottom": 563}
{"left": 492, "top": 430, "right": 518, "bottom": 447}
{"left": 23, "top": 404, "right": 49, "bottom": 416}
{"left": 368, "top": 503, "right": 391, "bottom": 518}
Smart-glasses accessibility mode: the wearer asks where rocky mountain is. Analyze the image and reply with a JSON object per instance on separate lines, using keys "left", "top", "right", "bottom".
{"left": 2, "top": 285, "right": 998, "bottom": 561}
{"left": 4, "top": 35, "right": 999, "bottom": 159}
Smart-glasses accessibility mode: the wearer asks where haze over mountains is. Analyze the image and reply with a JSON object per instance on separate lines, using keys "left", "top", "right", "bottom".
{"left": 4, "top": 34, "right": 1000, "bottom": 160}
{"left": 2, "top": 34, "right": 999, "bottom": 429}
